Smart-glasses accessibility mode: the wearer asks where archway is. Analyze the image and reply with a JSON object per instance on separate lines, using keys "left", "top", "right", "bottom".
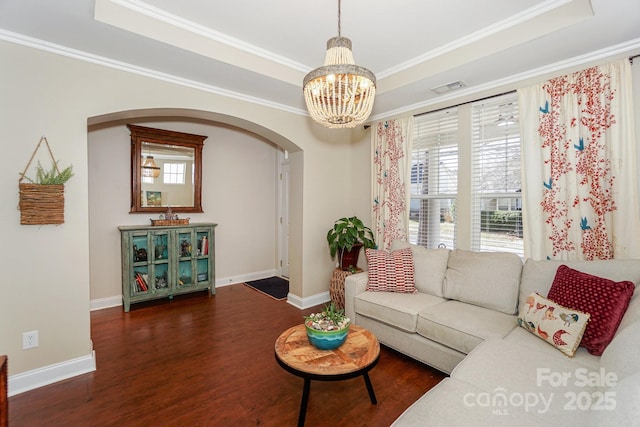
{"left": 87, "top": 108, "right": 303, "bottom": 308}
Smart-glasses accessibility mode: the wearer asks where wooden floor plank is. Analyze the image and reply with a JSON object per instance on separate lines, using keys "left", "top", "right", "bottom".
{"left": 9, "top": 284, "right": 445, "bottom": 426}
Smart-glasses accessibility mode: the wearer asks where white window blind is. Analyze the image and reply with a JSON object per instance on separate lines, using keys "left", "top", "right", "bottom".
{"left": 410, "top": 107, "right": 458, "bottom": 249}
{"left": 471, "top": 94, "right": 523, "bottom": 256}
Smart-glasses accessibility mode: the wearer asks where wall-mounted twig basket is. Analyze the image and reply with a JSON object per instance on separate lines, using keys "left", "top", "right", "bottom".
{"left": 19, "top": 183, "right": 65, "bottom": 225}
{"left": 18, "top": 137, "right": 72, "bottom": 225}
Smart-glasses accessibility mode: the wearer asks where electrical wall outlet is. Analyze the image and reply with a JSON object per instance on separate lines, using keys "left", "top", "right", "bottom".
{"left": 22, "top": 330, "right": 39, "bottom": 349}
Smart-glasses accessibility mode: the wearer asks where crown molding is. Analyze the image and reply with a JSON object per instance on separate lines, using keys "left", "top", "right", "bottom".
{"left": 370, "top": 38, "right": 640, "bottom": 123}
{"left": 106, "top": 0, "right": 311, "bottom": 73}
{"left": 377, "top": 0, "right": 578, "bottom": 79}
{"left": 2, "top": 27, "right": 638, "bottom": 124}
{"left": 0, "top": 29, "right": 308, "bottom": 117}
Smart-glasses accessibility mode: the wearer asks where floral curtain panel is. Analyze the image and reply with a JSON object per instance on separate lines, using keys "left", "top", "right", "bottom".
{"left": 518, "top": 59, "right": 640, "bottom": 260}
{"left": 372, "top": 118, "right": 412, "bottom": 250}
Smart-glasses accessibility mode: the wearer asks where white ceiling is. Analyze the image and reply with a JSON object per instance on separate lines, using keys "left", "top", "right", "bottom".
{"left": 1, "top": 0, "right": 639, "bottom": 122}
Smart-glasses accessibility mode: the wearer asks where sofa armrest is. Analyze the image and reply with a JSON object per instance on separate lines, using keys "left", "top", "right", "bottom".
{"left": 345, "top": 272, "right": 368, "bottom": 322}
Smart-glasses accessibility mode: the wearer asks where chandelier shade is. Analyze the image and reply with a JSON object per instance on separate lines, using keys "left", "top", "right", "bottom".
{"left": 142, "top": 155, "right": 161, "bottom": 178}
{"left": 303, "top": 3, "right": 376, "bottom": 128}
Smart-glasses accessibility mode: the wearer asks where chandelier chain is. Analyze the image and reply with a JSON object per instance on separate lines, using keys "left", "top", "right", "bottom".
{"left": 337, "top": 0, "right": 341, "bottom": 37}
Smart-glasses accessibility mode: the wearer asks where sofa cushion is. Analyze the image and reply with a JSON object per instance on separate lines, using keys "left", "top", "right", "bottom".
{"left": 548, "top": 265, "right": 635, "bottom": 356}
{"left": 354, "top": 291, "right": 445, "bottom": 332}
{"left": 416, "top": 300, "right": 517, "bottom": 354}
{"left": 390, "top": 240, "right": 449, "bottom": 297}
{"left": 517, "top": 292, "right": 590, "bottom": 357}
{"left": 451, "top": 339, "right": 596, "bottom": 426}
{"left": 503, "top": 327, "right": 600, "bottom": 370}
{"left": 365, "top": 247, "right": 417, "bottom": 293}
{"left": 587, "top": 371, "right": 640, "bottom": 427}
{"left": 391, "top": 377, "right": 547, "bottom": 427}
{"left": 618, "top": 290, "right": 640, "bottom": 332}
{"left": 443, "top": 249, "right": 523, "bottom": 314}
{"left": 600, "top": 321, "right": 640, "bottom": 381}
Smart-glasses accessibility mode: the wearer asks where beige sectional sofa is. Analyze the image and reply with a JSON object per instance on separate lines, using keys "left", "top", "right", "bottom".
{"left": 344, "top": 241, "right": 640, "bottom": 426}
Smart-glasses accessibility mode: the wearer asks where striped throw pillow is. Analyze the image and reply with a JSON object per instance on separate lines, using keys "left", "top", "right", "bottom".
{"left": 365, "top": 247, "right": 417, "bottom": 293}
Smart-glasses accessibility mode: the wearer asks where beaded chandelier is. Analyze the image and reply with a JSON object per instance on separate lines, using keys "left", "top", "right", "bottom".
{"left": 141, "top": 156, "right": 161, "bottom": 178}
{"left": 303, "top": 0, "right": 376, "bottom": 128}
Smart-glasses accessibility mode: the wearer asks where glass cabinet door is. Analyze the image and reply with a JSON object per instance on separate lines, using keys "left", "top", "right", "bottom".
{"left": 176, "top": 227, "right": 212, "bottom": 289}
{"left": 195, "top": 229, "right": 212, "bottom": 284}
{"left": 177, "top": 229, "right": 195, "bottom": 288}
{"left": 151, "top": 230, "right": 170, "bottom": 292}
{"left": 129, "top": 231, "right": 151, "bottom": 296}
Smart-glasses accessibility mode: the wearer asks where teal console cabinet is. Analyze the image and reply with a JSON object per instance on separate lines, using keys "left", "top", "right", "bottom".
{"left": 119, "top": 223, "right": 216, "bottom": 311}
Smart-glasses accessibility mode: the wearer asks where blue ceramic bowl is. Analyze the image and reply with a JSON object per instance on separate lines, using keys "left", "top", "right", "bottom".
{"left": 305, "top": 324, "right": 350, "bottom": 350}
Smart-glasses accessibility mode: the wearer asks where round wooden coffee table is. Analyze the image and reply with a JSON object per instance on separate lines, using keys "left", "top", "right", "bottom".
{"left": 274, "top": 324, "right": 380, "bottom": 427}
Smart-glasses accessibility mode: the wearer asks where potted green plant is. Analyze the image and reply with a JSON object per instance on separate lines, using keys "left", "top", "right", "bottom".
{"left": 326, "top": 216, "right": 376, "bottom": 271}
{"left": 304, "top": 302, "right": 351, "bottom": 349}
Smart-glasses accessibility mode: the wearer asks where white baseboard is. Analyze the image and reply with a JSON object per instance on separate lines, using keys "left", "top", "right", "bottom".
{"left": 90, "top": 295, "right": 122, "bottom": 311}
{"left": 286, "top": 291, "right": 330, "bottom": 310}
{"left": 215, "top": 269, "right": 280, "bottom": 287}
{"left": 217, "top": 270, "right": 330, "bottom": 309}
{"left": 89, "top": 269, "right": 281, "bottom": 311}
{"left": 9, "top": 351, "right": 96, "bottom": 396}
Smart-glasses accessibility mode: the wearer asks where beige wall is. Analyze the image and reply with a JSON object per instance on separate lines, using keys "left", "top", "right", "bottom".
{"left": 88, "top": 120, "right": 282, "bottom": 301}
{"left": 2, "top": 33, "right": 637, "bottom": 395}
{"left": 0, "top": 40, "right": 354, "bottom": 387}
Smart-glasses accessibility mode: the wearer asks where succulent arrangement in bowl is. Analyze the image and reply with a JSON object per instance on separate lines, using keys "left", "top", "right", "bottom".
{"left": 304, "top": 302, "right": 351, "bottom": 350}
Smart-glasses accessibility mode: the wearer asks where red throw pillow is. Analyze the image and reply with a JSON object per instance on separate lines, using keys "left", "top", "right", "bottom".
{"left": 365, "top": 247, "right": 417, "bottom": 293}
{"left": 547, "top": 265, "right": 635, "bottom": 355}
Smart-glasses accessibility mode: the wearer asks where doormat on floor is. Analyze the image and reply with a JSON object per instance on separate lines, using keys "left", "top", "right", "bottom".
{"left": 245, "top": 277, "right": 289, "bottom": 300}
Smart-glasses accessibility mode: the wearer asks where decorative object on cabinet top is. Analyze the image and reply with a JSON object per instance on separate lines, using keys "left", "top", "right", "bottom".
{"left": 150, "top": 206, "right": 190, "bottom": 226}
{"left": 150, "top": 218, "right": 190, "bottom": 226}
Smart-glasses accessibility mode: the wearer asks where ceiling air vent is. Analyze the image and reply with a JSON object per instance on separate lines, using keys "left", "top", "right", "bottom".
{"left": 431, "top": 81, "right": 466, "bottom": 95}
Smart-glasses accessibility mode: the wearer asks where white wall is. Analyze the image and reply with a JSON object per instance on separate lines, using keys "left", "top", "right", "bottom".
{"left": 88, "top": 120, "right": 281, "bottom": 303}
{"left": 0, "top": 40, "right": 353, "bottom": 392}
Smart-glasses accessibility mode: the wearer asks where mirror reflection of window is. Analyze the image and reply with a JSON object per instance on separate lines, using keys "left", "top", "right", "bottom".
{"left": 164, "top": 163, "right": 186, "bottom": 184}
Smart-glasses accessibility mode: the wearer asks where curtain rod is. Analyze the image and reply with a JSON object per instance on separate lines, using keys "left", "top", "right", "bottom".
{"left": 363, "top": 90, "right": 514, "bottom": 128}
{"left": 413, "top": 89, "right": 516, "bottom": 118}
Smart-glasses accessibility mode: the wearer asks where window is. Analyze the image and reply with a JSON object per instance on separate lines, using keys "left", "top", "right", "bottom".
{"left": 408, "top": 92, "right": 523, "bottom": 257}
{"left": 471, "top": 94, "right": 523, "bottom": 256}
{"left": 409, "top": 108, "right": 458, "bottom": 249}
{"left": 163, "top": 162, "right": 186, "bottom": 184}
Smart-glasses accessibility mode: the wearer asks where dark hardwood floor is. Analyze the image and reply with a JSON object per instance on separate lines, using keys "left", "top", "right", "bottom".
{"left": 9, "top": 284, "right": 445, "bottom": 426}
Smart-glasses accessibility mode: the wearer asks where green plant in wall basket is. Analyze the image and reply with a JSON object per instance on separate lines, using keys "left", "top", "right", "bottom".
{"left": 18, "top": 136, "right": 74, "bottom": 225}
{"left": 22, "top": 161, "right": 74, "bottom": 185}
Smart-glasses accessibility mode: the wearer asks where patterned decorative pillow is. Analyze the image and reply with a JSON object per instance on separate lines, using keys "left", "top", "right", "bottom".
{"left": 518, "top": 292, "right": 590, "bottom": 357}
{"left": 365, "top": 247, "right": 417, "bottom": 293}
{"left": 548, "top": 265, "right": 635, "bottom": 356}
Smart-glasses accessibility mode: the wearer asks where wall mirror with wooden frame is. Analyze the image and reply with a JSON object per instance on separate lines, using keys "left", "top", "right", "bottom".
{"left": 128, "top": 124, "right": 207, "bottom": 214}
